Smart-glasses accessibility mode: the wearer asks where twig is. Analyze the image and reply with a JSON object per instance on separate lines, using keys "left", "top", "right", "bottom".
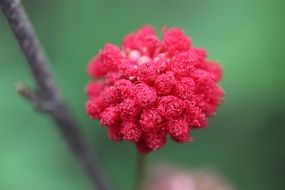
{"left": 0, "top": 0, "right": 114, "bottom": 190}
{"left": 16, "top": 83, "right": 40, "bottom": 106}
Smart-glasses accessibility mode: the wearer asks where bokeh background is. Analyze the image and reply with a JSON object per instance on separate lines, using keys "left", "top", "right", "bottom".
{"left": 1, "top": 0, "right": 284, "bottom": 189}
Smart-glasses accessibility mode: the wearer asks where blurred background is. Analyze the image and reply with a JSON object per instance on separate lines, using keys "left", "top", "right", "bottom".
{"left": 1, "top": 0, "right": 284, "bottom": 189}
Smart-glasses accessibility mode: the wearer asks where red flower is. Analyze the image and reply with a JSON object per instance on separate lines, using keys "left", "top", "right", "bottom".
{"left": 161, "top": 28, "right": 191, "bottom": 57}
{"left": 121, "top": 121, "right": 142, "bottom": 142}
{"left": 85, "top": 82, "right": 102, "bottom": 98}
{"left": 113, "top": 79, "right": 134, "bottom": 100}
{"left": 167, "top": 118, "right": 191, "bottom": 143}
{"left": 123, "top": 25, "right": 160, "bottom": 56}
{"left": 174, "top": 77, "right": 196, "bottom": 100}
{"left": 137, "top": 61, "right": 157, "bottom": 83}
{"left": 140, "top": 108, "right": 163, "bottom": 132}
{"left": 158, "top": 96, "right": 185, "bottom": 119}
{"left": 86, "top": 26, "right": 224, "bottom": 153}
{"left": 154, "top": 71, "right": 176, "bottom": 95}
{"left": 86, "top": 97, "right": 106, "bottom": 119}
{"left": 143, "top": 130, "right": 167, "bottom": 151}
{"left": 100, "top": 106, "right": 120, "bottom": 127}
{"left": 119, "top": 98, "right": 140, "bottom": 120}
{"left": 134, "top": 83, "right": 157, "bottom": 108}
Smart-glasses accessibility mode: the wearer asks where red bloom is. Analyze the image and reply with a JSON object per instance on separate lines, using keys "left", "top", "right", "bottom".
{"left": 86, "top": 26, "right": 224, "bottom": 153}
{"left": 154, "top": 71, "right": 176, "bottom": 95}
{"left": 137, "top": 61, "right": 157, "bottom": 83}
{"left": 86, "top": 98, "right": 106, "bottom": 119}
{"left": 161, "top": 28, "right": 191, "bottom": 57}
{"left": 121, "top": 121, "right": 142, "bottom": 142}
{"left": 134, "top": 83, "right": 157, "bottom": 108}
{"left": 100, "top": 106, "right": 120, "bottom": 127}
{"left": 143, "top": 130, "right": 167, "bottom": 151}
{"left": 140, "top": 108, "right": 163, "bottom": 132}
{"left": 107, "top": 126, "right": 122, "bottom": 141}
{"left": 119, "top": 98, "right": 140, "bottom": 120}
{"left": 171, "top": 52, "right": 198, "bottom": 76}
{"left": 113, "top": 79, "right": 134, "bottom": 100}
{"left": 158, "top": 96, "right": 185, "bottom": 119}
{"left": 174, "top": 77, "right": 196, "bottom": 100}
{"left": 167, "top": 118, "right": 191, "bottom": 143}
{"left": 85, "top": 82, "right": 102, "bottom": 98}
{"left": 99, "top": 44, "right": 122, "bottom": 70}
{"left": 123, "top": 25, "right": 160, "bottom": 56}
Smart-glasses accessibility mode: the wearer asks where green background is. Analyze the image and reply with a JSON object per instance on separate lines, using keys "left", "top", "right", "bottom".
{"left": 1, "top": 0, "right": 284, "bottom": 189}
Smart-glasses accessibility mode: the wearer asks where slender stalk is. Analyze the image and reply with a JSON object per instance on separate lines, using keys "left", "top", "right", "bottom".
{"left": 0, "top": 0, "right": 114, "bottom": 190}
{"left": 135, "top": 153, "right": 147, "bottom": 190}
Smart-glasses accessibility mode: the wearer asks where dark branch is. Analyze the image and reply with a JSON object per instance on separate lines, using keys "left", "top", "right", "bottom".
{"left": 1, "top": 0, "right": 60, "bottom": 102}
{"left": 0, "top": 1, "right": 114, "bottom": 190}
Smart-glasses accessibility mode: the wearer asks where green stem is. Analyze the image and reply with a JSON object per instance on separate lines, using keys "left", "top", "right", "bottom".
{"left": 135, "top": 153, "right": 147, "bottom": 190}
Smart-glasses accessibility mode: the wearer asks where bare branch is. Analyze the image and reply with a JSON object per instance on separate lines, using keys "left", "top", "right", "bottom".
{"left": 0, "top": 1, "right": 114, "bottom": 190}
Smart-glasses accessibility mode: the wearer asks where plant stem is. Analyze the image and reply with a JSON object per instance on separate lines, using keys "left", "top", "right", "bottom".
{"left": 135, "top": 153, "right": 147, "bottom": 190}
{"left": 0, "top": 0, "right": 114, "bottom": 190}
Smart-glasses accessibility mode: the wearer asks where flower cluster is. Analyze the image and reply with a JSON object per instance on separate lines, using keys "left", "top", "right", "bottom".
{"left": 86, "top": 26, "right": 224, "bottom": 153}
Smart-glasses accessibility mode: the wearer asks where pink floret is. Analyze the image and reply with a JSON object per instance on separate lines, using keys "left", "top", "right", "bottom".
{"left": 162, "top": 28, "right": 191, "bottom": 57}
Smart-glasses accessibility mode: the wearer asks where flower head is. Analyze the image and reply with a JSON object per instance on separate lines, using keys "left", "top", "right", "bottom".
{"left": 86, "top": 26, "right": 224, "bottom": 153}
